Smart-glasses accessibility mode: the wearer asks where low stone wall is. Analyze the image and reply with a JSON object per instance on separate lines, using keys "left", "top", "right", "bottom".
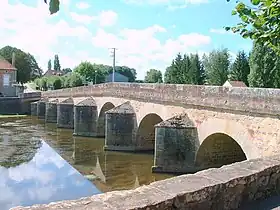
{"left": 12, "top": 155, "right": 280, "bottom": 210}
{"left": 41, "top": 83, "right": 280, "bottom": 117}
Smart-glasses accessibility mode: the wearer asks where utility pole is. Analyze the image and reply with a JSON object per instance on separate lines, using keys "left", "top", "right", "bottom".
{"left": 109, "top": 48, "right": 117, "bottom": 82}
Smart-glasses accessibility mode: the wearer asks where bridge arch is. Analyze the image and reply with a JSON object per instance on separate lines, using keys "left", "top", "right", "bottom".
{"left": 97, "top": 102, "right": 115, "bottom": 137}
{"left": 195, "top": 118, "right": 260, "bottom": 170}
{"left": 136, "top": 113, "right": 163, "bottom": 151}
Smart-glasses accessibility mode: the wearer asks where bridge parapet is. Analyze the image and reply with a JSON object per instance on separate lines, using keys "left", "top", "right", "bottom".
{"left": 42, "top": 83, "right": 280, "bottom": 116}
{"left": 12, "top": 155, "right": 280, "bottom": 210}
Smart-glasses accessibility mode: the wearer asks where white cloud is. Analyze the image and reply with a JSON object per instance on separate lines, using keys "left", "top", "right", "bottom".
{"left": 210, "top": 28, "right": 233, "bottom": 35}
{"left": 92, "top": 25, "right": 211, "bottom": 78}
{"left": 70, "top": 10, "right": 118, "bottom": 27}
{"left": 76, "top": 2, "right": 90, "bottom": 9}
{"left": 0, "top": 0, "right": 91, "bottom": 72}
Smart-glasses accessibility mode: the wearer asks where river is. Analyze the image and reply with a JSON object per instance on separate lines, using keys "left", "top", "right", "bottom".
{"left": 0, "top": 116, "right": 172, "bottom": 209}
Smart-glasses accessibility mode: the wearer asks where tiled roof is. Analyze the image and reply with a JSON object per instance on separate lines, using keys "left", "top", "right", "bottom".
{"left": 0, "top": 57, "right": 16, "bottom": 70}
{"left": 226, "top": 80, "right": 247, "bottom": 87}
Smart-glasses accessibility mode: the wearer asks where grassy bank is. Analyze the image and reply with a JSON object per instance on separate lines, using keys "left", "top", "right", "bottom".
{"left": 0, "top": 115, "right": 28, "bottom": 118}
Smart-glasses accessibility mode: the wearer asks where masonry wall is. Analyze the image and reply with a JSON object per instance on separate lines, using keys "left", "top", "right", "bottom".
{"left": 42, "top": 83, "right": 280, "bottom": 117}
{"left": 12, "top": 155, "right": 280, "bottom": 210}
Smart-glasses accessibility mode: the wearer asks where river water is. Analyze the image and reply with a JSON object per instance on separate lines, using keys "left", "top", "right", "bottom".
{"left": 0, "top": 116, "right": 172, "bottom": 209}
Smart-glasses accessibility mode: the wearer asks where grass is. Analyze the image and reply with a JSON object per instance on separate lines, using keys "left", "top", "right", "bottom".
{"left": 0, "top": 114, "right": 28, "bottom": 118}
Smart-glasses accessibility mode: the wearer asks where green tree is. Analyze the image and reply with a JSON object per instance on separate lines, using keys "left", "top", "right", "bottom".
{"left": 48, "top": 59, "right": 52, "bottom": 70}
{"left": 53, "top": 54, "right": 61, "bottom": 72}
{"left": 145, "top": 69, "right": 163, "bottom": 83}
{"left": 203, "top": 48, "right": 230, "bottom": 85}
{"left": 189, "top": 53, "right": 205, "bottom": 85}
{"left": 226, "top": 0, "right": 280, "bottom": 55}
{"left": 0, "top": 46, "right": 40, "bottom": 84}
{"left": 62, "top": 68, "right": 72, "bottom": 74}
{"left": 229, "top": 50, "right": 250, "bottom": 86}
{"left": 248, "top": 42, "right": 276, "bottom": 88}
{"left": 69, "top": 73, "right": 83, "bottom": 87}
{"left": 74, "top": 62, "right": 106, "bottom": 84}
{"left": 273, "top": 56, "right": 280, "bottom": 88}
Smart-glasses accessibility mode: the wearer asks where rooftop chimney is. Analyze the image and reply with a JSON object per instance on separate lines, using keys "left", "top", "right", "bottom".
{"left": 12, "top": 52, "right": 15, "bottom": 67}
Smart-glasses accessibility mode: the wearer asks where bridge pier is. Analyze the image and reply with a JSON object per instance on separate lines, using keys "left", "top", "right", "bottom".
{"left": 37, "top": 98, "right": 48, "bottom": 119}
{"left": 57, "top": 98, "right": 74, "bottom": 129}
{"left": 152, "top": 114, "right": 199, "bottom": 174}
{"left": 30, "top": 101, "right": 38, "bottom": 116}
{"left": 104, "top": 102, "right": 137, "bottom": 151}
{"left": 73, "top": 97, "right": 98, "bottom": 137}
{"left": 45, "top": 99, "right": 59, "bottom": 123}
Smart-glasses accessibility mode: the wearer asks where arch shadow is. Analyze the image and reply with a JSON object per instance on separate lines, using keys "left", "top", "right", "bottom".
{"left": 195, "top": 132, "right": 247, "bottom": 170}
{"left": 135, "top": 113, "right": 163, "bottom": 152}
{"left": 96, "top": 102, "right": 115, "bottom": 137}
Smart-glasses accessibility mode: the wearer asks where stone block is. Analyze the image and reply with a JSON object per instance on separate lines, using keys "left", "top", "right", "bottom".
{"left": 57, "top": 98, "right": 74, "bottom": 129}
{"left": 104, "top": 102, "right": 137, "bottom": 151}
{"left": 45, "top": 99, "right": 58, "bottom": 123}
{"left": 73, "top": 97, "right": 98, "bottom": 137}
{"left": 37, "top": 98, "right": 49, "bottom": 119}
{"left": 30, "top": 101, "right": 38, "bottom": 116}
{"left": 153, "top": 113, "right": 199, "bottom": 174}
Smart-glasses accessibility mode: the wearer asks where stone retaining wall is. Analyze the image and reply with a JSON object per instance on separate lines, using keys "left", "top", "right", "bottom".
{"left": 12, "top": 155, "right": 280, "bottom": 210}
{"left": 42, "top": 83, "right": 280, "bottom": 117}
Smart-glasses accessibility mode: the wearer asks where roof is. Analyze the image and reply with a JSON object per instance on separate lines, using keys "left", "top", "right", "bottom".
{"left": 0, "top": 57, "right": 16, "bottom": 70}
{"left": 224, "top": 80, "right": 247, "bottom": 87}
{"left": 43, "top": 69, "right": 64, "bottom": 76}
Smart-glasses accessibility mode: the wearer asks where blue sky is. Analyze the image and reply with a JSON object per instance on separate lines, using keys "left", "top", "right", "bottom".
{"left": 0, "top": 0, "right": 252, "bottom": 79}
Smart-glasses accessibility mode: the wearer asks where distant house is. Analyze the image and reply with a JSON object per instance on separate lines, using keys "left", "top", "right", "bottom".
{"left": 105, "top": 72, "right": 129, "bottom": 83}
{"left": 0, "top": 54, "right": 17, "bottom": 97}
{"left": 223, "top": 80, "right": 247, "bottom": 88}
{"left": 43, "top": 69, "right": 64, "bottom": 77}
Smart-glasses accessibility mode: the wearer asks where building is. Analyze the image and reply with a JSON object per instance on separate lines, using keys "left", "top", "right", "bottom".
{"left": 43, "top": 69, "right": 64, "bottom": 77}
{"left": 223, "top": 80, "right": 247, "bottom": 88}
{"left": 105, "top": 72, "right": 129, "bottom": 83}
{"left": 0, "top": 54, "right": 17, "bottom": 97}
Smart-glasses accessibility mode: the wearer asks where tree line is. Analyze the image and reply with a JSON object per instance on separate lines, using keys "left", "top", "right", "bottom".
{"left": 144, "top": 42, "right": 280, "bottom": 88}
{"left": 34, "top": 61, "right": 137, "bottom": 90}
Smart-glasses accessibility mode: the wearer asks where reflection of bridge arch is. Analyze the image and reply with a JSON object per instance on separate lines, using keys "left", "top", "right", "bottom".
{"left": 195, "top": 132, "right": 247, "bottom": 170}
{"left": 97, "top": 102, "right": 115, "bottom": 137}
{"left": 136, "top": 113, "right": 163, "bottom": 151}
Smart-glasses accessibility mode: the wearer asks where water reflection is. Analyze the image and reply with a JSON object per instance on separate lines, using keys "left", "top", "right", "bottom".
{"left": 43, "top": 118, "right": 173, "bottom": 193}
{"left": 0, "top": 140, "right": 100, "bottom": 210}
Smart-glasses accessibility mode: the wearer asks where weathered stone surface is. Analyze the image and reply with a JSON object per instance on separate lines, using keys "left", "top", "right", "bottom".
{"left": 45, "top": 99, "right": 59, "bottom": 123}
{"left": 30, "top": 101, "right": 38, "bottom": 116}
{"left": 37, "top": 98, "right": 49, "bottom": 119}
{"left": 153, "top": 114, "right": 199, "bottom": 173}
{"left": 74, "top": 97, "right": 98, "bottom": 137}
{"left": 12, "top": 155, "right": 280, "bottom": 210}
{"left": 104, "top": 102, "right": 137, "bottom": 151}
{"left": 57, "top": 98, "right": 74, "bottom": 129}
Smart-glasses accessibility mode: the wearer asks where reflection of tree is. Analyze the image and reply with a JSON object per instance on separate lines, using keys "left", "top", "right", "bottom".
{"left": 0, "top": 133, "right": 42, "bottom": 168}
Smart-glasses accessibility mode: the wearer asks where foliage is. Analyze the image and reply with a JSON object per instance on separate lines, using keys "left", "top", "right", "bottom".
{"left": 62, "top": 68, "right": 72, "bottom": 74}
{"left": 226, "top": 0, "right": 280, "bottom": 55}
{"left": 144, "top": 69, "right": 163, "bottom": 83}
{"left": 229, "top": 50, "right": 250, "bottom": 86}
{"left": 0, "top": 46, "right": 41, "bottom": 84}
{"left": 53, "top": 54, "right": 61, "bottom": 72}
{"left": 69, "top": 73, "right": 83, "bottom": 87}
{"left": 202, "top": 48, "right": 230, "bottom": 86}
{"left": 73, "top": 62, "right": 106, "bottom": 84}
{"left": 248, "top": 42, "right": 277, "bottom": 88}
{"left": 164, "top": 53, "right": 205, "bottom": 85}
{"left": 48, "top": 59, "right": 52, "bottom": 70}
{"left": 44, "top": 0, "right": 60, "bottom": 15}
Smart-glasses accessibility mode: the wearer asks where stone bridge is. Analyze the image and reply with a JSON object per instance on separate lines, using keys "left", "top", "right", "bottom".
{"left": 32, "top": 83, "right": 280, "bottom": 174}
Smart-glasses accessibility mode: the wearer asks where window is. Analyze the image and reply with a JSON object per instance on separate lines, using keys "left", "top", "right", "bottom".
{"left": 3, "top": 74, "right": 10, "bottom": 86}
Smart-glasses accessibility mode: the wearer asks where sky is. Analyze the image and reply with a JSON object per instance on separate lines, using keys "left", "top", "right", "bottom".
{"left": 0, "top": 0, "right": 253, "bottom": 79}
